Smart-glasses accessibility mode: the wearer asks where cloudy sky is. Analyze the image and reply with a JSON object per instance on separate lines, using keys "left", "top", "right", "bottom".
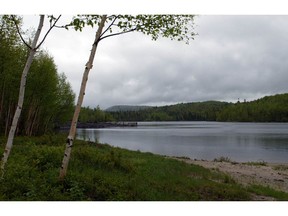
{"left": 21, "top": 14, "right": 288, "bottom": 109}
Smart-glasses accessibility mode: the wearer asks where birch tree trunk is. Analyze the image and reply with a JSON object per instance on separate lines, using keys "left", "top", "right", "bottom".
{"left": 0, "top": 15, "right": 45, "bottom": 177}
{"left": 59, "top": 15, "right": 107, "bottom": 180}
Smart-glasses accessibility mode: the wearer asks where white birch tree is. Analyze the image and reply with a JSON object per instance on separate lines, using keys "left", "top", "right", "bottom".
{"left": 59, "top": 14, "right": 197, "bottom": 180}
{"left": 1, "top": 15, "right": 61, "bottom": 177}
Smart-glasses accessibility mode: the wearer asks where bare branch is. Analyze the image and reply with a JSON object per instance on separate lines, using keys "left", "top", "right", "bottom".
{"left": 107, "top": 15, "right": 116, "bottom": 19}
{"left": 98, "top": 20, "right": 146, "bottom": 42}
{"left": 54, "top": 24, "right": 68, "bottom": 29}
{"left": 99, "top": 27, "right": 137, "bottom": 42}
{"left": 35, "top": 15, "right": 61, "bottom": 50}
{"left": 99, "top": 15, "right": 118, "bottom": 39}
{"left": 11, "top": 15, "right": 32, "bottom": 50}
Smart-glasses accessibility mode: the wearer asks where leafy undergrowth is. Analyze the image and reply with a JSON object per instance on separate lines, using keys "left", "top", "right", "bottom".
{"left": 0, "top": 135, "right": 287, "bottom": 201}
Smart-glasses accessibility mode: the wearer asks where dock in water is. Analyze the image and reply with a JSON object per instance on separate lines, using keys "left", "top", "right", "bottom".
{"left": 75, "top": 122, "right": 138, "bottom": 129}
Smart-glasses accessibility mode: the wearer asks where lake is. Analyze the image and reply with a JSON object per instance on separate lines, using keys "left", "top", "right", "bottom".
{"left": 76, "top": 121, "right": 288, "bottom": 163}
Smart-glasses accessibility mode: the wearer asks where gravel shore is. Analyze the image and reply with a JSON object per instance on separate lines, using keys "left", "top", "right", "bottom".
{"left": 174, "top": 157, "right": 288, "bottom": 195}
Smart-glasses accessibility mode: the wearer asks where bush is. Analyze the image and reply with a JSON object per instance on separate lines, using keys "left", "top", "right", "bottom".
{"left": 213, "top": 156, "right": 232, "bottom": 163}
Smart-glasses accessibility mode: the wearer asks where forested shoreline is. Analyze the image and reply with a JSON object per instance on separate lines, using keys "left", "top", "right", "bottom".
{"left": 107, "top": 101, "right": 229, "bottom": 122}
{"left": 217, "top": 94, "right": 288, "bottom": 122}
{"left": 77, "top": 93, "right": 288, "bottom": 124}
{"left": 0, "top": 16, "right": 75, "bottom": 136}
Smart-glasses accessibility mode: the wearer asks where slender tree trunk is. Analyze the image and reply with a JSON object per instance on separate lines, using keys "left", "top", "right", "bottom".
{"left": 0, "top": 80, "right": 5, "bottom": 116}
{"left": 59, "top": 15, "right": 107, "bottom": 180}
{"left": 29, "top": 106, "right": 40, "bottom": 136}
{"left": 25, "top": 101, "right": 38, "bottom": 136}
{"left": 1, "top": 15, "right": 44, "bottom": 177}
{"left": 25, "top": 101, "right": 34, "bottom": 135}
{"left": 44, "top": 114, "right": 54, "bottom": 134}
{"left": 4, "top": 103, "right": 11, "bottom": 136}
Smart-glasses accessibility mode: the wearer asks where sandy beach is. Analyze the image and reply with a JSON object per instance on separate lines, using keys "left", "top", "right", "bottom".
{"left": 174, "top": 157, "right": 288, "bottom": 200}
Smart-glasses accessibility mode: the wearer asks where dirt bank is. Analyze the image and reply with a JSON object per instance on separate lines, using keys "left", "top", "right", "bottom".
{"left": 174, "top": 158, "right": 288, "bottom": 194}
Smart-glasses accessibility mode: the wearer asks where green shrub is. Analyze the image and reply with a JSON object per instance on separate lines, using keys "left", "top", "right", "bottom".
{"left": 213, "top": 156, "right": 232, "bottom": 163}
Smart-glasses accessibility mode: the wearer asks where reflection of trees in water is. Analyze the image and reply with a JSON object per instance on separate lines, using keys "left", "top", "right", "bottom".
{"left": 77, "top": 129, "right": 100, "bottom": 143}
{"left": 256, "top": 136, "right": 288, "bottom": 151}
{"left": 232, "top": 132, "right": 288, "bottom": 150}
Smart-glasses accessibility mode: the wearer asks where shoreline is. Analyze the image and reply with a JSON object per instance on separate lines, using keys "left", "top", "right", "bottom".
{"left": 173, "top": 157, "right": 288, "bottom": 195}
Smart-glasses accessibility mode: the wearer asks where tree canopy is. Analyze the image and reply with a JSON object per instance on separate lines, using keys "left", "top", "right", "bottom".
{"left": 68, "top": 15, "right": 196, "bottom": 44}
{"left": 0, "top": 15, "right": 75, "bottom": 136}
{"left": 217, "top": 94, "right": 288, "bottom": 122}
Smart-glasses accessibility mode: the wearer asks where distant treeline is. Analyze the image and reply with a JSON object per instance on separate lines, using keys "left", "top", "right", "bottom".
{"left": 217, "top": 94, "right": 288, "bottom": 122}
{"left": 78, "top": 106, "right": 114, "bottom": 123}
{"left": 108, "top": 101, "right": 229, "bottom": 122}
{"left": 78, "top": 93, "right": 288, "bottom": 123}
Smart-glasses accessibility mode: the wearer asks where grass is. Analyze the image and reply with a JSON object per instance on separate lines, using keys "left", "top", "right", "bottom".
{"left": 248, "top": 185, "right": 288, "bottom": 201}
{"left": 0, "top": 134, "right": 287, "bottom": 201}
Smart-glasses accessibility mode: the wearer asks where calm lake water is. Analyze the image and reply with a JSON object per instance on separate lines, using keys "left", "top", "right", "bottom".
{"left": 76, "top": 121, "right": 288, "bottom": 163}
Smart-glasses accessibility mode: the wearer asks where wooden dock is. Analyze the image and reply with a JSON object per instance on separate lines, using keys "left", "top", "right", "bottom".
{"left": 67, "top": 122, "right": 138, "bottom": 129}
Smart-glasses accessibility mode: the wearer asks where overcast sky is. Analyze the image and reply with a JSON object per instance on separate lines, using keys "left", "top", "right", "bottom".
{"left": 21, "top": 15, "right": 288, "bottom": 109}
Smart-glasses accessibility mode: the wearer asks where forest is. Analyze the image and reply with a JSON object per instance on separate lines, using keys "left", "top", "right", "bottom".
{"left": 216, "top": 93, "right": 288, "bottom": 122}
{"left": 0, "top": 16, "right": 75, "bottom": 136}
{"left": 106, "top": 101, "right": 230, "bottom": 121}
{"left": 78, "top": 93, "right": 288, "bottom": 123}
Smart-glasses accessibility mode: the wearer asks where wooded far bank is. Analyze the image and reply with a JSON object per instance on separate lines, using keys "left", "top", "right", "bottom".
{"left": 79, "top": 93, "right": 288, "bottom": 124}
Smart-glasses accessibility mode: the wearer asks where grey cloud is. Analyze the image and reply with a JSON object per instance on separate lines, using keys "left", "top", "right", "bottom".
{"left": 31, "top": 15, "right": 288, "bottom": 109}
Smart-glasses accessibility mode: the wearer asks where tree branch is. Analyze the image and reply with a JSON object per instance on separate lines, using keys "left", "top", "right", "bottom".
{"left": 107, "top": 15, "right": 116, "bottom": 19}
{"left": 54, "top": 25, "right": 68, "bottom": 29}
{"left": 35, "top": 15, "right": 61, "bottom": 50}
{"left": 99, "top": 15, "right": 118, "bottom": 39}
{"left": 11, "top": 15, "right": 32, "bottom": 50}
{"left": 99, "top": 27, "right": 137, "bottom": 42}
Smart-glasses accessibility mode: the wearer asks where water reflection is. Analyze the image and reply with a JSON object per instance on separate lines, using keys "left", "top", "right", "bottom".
{"left": 76, "top": 122, "right": 288, "bottom": 163}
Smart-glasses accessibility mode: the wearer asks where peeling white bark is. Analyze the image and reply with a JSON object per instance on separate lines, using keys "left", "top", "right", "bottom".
{"left": 59, "top": 15, "right": 107, "bottom": 180}
{"left": 1, "top": 15, "right": 45, "bottom": 177}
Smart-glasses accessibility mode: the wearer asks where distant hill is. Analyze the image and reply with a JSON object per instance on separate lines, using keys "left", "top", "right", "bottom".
{"left": 105, "top": 105, "right": 152, "bottom": 112}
